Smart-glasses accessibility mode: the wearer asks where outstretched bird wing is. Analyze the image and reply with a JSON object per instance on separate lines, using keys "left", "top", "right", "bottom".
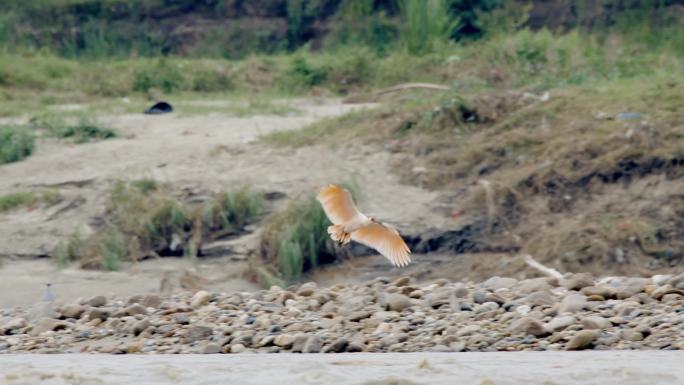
{"left": 316, "top": 184, "right": 365, "bottom": 225}
{"left": 351, "top": 222, "right": 411, "bottom": 267}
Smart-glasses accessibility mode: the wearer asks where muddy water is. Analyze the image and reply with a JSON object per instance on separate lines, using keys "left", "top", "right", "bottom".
{"left": 1, "top": 352, "right": 682, "bottom": 385}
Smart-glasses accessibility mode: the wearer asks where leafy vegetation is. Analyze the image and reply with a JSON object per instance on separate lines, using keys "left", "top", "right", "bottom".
{"left": 2, "top": 15, "right": 684, "bottom": 117}
{"left": 261, "top": 107, "right": 391, "bottom": 147}
{"left": 0, "top": 126, "right": 34, "bottom": 164}
{"left": 253, "top": 181, "right": 359, "bottom": 287}
{"left": 3, "top": 1, "right": 682, "bottom": 59}
{"left": 130, "top": 177, "right": 158, "bottom": 195}
{"left": 132, "top": 60, "right": 187, "bottom": 93}
{"left": 0, "top": 190, "right": 61, "bottom": 212}
{"left": 56, "top": 181, "right": 265, "bottom": 270}
{"left": 0, "top": 192, "right": 38, "bottom": 213}
{"left": 0, "top": 1, "right": 681, "bottom": 102}
{"left": 399, "top": 0, "right": 457, "bottom": 55}
{"left": 30, "top": 114, "right": 116, "bottom": 143}
{"left": 202, "top": 187, "right": 266, "bottom": 233}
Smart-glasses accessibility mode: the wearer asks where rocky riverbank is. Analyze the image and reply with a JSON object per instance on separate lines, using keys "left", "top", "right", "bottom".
{"left": 1, "top": 273, "right": 684, "bottom": 354}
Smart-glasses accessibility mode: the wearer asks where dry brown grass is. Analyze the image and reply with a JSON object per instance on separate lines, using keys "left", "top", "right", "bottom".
{"left": 263, "top": 77, "right": 684, "bottom": 275}
{"left": 394, "top": 79, "right": 684, "bottom": 273}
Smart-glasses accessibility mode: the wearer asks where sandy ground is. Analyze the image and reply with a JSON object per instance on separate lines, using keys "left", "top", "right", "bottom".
{"left": 0, "top": 258, "right": 260, "bottom": 309}
{"left": 0, "top": 98, "right": 448, "bottom": 308}
{"left": 1, "top": 352, "right": 683, "bottom": 385}
{"left": 0, "top": 251, "right": 518, "bottom": 309}
{"left": 2, "top": 99, "right": 435, "bottom": 256}
{"left": 0, "top": 98, "right": 444, "bottom": 253}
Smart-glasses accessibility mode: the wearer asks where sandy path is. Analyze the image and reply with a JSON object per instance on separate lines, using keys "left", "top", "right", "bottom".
{"left": 1, "top": 352, "right": 682, "bottom": 385}
{"left": 0, "top": 98, "right": 445, "bottom": 308}
{"left": 0, "top": 258, "right": 259, "bottom": 309}
{"left": 0, "top": 98, "right": 442, "bottom": 256}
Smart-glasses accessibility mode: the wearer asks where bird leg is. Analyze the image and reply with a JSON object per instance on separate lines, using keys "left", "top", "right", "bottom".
{"left": 327, "top": 225, "right": 352, "bottom": 245}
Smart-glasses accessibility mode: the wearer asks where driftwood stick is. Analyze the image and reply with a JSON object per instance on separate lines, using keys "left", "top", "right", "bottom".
{"left": 523, "top": 254, "right": 564, "bottom": 279}
{"left": 375, "top": 82, "right": 450, "bottom": 95}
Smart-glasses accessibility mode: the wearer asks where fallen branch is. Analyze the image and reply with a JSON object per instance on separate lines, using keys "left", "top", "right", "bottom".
{"left": 375, "top": 82, "right": 450, "bottom": 95}
{"left": 523, "top": 254, "right": 564, "bottom": 279}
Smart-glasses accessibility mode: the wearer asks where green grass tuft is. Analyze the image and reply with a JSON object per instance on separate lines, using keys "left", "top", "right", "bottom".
{"left": 399, "top": 0, "right": 457, "bottom": 55}
{"left": 0, "top": 192, "right": 38, "bottom": 212}
{"left": 132, "top": 59, "right": 186, "bottom": 93}
{"left": 254, "top": 181, "right": 360, "bottom": 286}
{"left": 202, "top": 186, "right": 265, "bottom": 234}
{"left": 0, "top": 125, "right": 34, "bottom": 164}
{"left": 131, "top": 177, "right": 158, "bottom": 194}
{"left": 261, "top": 107, "right": 382, "bottom": 147}
{"left": 59, "top": 181, "right": 265, "bottom": 270}
{"left": 54, "top": 231, "right": 84, "bottom": 268}
{"left": 0, "top": 190, "right": 61, "bottom": 212}
{"left": 100, "top": 227, "right": 126, "bottom": 271}
{"left": 191, "top": 68, "right": 235, "bottom": 92}
{"left": 31, "top": 114, "right": 116, "bottom": 143}
{"left": 58, "top": 117, "right": 116, "bottom": 143}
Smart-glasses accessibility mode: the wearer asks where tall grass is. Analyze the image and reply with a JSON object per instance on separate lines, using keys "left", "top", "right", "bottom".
{"left": 4, "top": 20, "right": 683, "bottom": 103}
{"left": 30, "top": 114, "right": 116, "bottom": 143}
{"left": 130, "top": 177, "right": 158, "bottom": 195}
{"left": 202, "top": 187, "right": 265, "bottom": 234}
{"left": 0, "top": 192, "right": 38, "bottom": 212}
{"left": 399, "top": 0, "right": 457, "bottom": 55}
{"left": 326, "top": 0, "right": 399, "bottom": 55}
{"left": 132, "top": 59, "right": 186, "bottom": 93}
{"left": 254, "top": 182, "right": 360, "bottom": 287}
{"left": 100, "top": 227, "right": 126, "bottom": 271}
{"left": 0, "top": 126, "right": 34, "bottom": 164}
{"left": 57, "top": 181, "right": 265, "bottom": 270}
{"left": 0, "top": 190, "right": 61, "bottom": 213}
{"left": 54, "top": 231, "right": 84, "bottom": 269}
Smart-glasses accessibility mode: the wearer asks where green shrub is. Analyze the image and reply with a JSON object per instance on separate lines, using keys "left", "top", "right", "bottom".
{"left": 191, "top": 68, "right": 234, "bottom": 92}
{"left": 326, "top": 2, "right": 399, "bottom": 55}
{"left": 328, "top": 47, "right": 376, "bottom": 91}
{"left": 255, "top": 181, "right": 360, "bottom": 286}
{"left": 57, "top": 117, "right": 116, "bottom": 143}
{"left": 31, "top": 115, "right": 116, "bottom": 143}
{"left": 287, "top": 56, "right": 329, "bottom": 89}
{"left": 54, "top": 231, "right": 84, "bottom": 268}
{"left": 59, "top": 181, "right": 265, "bottom": 270}
{"left": 0, "top": 192, "right": 37, "bottom": 212}
{"left": 131, "top": 178, "right": 158, "bottom": 194}
{"left": 133, "top": 60, "right": 186, "bottom": 93}
{"left": 399, "top": 0, "right": 457, "bottom": 54}
{"left": 0, "top": 125, "right": 34, "bottom": 164}
{"left": 100, "top": 227, "right": 126, "bottom": 271}
{"left": 147, "top": 199, "right": 188, "bottom": 249}
{"left": 0, "top": 190, "right": 61, "bottom": 212}
{"left": 202, "top": 187, "right": 265, "bottom": 233}
{"left": 256, "top": 194, "right": 333, "bottom": 286}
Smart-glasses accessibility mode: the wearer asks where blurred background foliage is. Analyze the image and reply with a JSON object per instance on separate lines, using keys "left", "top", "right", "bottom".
{"left": 2, "top": 0, "right": 683, "bottom": 59}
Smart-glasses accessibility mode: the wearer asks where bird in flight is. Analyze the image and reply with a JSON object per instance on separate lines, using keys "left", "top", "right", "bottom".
{"left": 316, "top": 184, "right": 411, "bottom": 267}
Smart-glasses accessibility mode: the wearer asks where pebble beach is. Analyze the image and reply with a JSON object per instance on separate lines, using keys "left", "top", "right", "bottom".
{"left": 2, "top": 273, "right": 684, "bottom": 354}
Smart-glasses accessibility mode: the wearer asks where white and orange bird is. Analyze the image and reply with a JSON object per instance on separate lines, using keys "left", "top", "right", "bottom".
{"left": 316, "top": 184, "right": 411, "bottom": 267}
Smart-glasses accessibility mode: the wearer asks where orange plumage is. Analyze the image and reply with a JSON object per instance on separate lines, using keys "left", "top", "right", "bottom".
{"left": 316, "top": 184, "right": 411, "bottom": 267}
